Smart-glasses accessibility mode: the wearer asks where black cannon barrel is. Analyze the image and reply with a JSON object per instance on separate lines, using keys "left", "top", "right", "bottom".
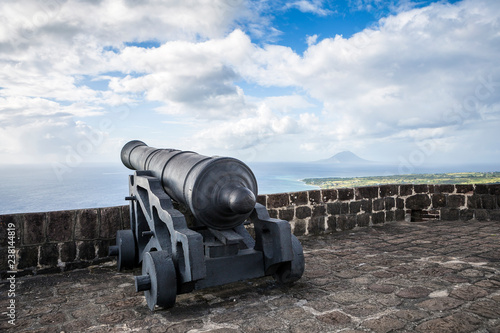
{"left": 121, "top": 140, "right": 258, "bottom": 230}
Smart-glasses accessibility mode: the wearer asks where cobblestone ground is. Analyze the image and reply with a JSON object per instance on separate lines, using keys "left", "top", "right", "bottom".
{"left": 1, "top": 220, "right": 499, "bottom": 333}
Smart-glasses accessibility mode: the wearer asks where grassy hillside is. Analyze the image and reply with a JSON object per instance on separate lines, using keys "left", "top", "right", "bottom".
{"left": 302, "top": 172, "right": 500, "bottom": 189}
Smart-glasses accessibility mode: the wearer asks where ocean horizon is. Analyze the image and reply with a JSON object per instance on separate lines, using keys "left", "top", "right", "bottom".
{"left": 0, "top": 162, "right": 498, "bottom": 215}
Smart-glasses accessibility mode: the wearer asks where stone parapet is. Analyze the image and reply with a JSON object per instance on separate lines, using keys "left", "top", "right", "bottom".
{"left": 263, "top": 184, "right": 499, "bottom": 237}
{"left": 0, "top": 206, "right": 129, "bottom": 278}
{"left": 1, "top": 183, "right": 499, "bottom": 277}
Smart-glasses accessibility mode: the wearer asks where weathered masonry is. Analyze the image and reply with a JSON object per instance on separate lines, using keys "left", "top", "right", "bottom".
{"left": 1, "top": 183, "right": 499, "bottom": 278}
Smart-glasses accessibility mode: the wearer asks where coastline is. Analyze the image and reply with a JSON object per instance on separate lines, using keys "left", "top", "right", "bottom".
{"left": 302, "top": 171, "right": 500, "bottom": 189}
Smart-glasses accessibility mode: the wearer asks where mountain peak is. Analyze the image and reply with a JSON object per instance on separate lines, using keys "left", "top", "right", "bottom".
{"left": 316, "top": 151, "right": 370, "bottom": 164}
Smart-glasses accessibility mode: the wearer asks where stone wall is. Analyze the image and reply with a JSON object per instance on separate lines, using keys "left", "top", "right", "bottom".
{"left": 260, "top": 184, "right": 500, "bottom": 236}
{"left": 1, "top": 183, "right": 499, "bottom": 278}
{"left": 0, "top": 206, "right": 129, "bottom": 278}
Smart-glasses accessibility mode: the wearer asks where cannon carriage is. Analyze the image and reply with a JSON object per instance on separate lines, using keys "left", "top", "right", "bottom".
{"left": 110, "top": 140, "right": 305, "bottom": 310}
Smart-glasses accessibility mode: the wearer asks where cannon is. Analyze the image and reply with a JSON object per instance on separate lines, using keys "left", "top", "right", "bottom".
{"left": 110, "top": 140, "right": 305, "bottom": 310}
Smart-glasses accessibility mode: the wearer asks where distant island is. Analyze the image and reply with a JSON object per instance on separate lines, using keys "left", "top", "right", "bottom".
{"left": 303, "top": 172, "right": 500, "bottom": 188}
{"left": 315, "top": 151, "right": 372, "bottom": 164}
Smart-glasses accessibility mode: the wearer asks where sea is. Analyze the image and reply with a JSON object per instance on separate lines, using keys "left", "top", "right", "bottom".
{"left": 0, "top": 162, "right": 497, "bottom": 215}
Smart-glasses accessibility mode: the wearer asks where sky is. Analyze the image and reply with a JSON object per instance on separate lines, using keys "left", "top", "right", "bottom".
{"left": 0, "top": 0, "right": 499, "bottom": 169}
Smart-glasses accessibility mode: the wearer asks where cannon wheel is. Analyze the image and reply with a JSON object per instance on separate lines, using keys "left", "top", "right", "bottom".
{"left": 273, "top": 235, "right": 305, "bottom": 285}
{"left": 116, "top": 230, "right": 136, "bottom": 271}
{"left": 142, "top": 250, "right": 177, "bottom": 310}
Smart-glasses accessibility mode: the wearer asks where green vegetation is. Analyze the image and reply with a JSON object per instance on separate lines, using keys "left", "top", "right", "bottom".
{"left": 302, "top": 172, "right": 500, "bottom": 189}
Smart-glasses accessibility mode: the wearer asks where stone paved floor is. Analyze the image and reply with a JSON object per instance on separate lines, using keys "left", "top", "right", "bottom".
{"left": 1, "top": 220, "right": 500, "bottom": 333}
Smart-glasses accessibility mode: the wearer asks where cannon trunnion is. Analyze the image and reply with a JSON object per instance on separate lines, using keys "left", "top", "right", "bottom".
{"left": 110, "top": 140, "right": 305, "bottom": 310}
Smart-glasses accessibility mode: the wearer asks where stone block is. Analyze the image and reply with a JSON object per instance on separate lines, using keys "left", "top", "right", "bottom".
{"left": 327, "top": 202, "right": 341, "bottom": 215}
{"left": 308, "top": 216, "right": 325, "bottom": 234}
{"left": 295, "top": 206, "right": 311, "bottom": 219}
{"left": 372, "top": 212, "right": 385, "bottom": 224}
{"left": 308, "top": 190, "right": 322, "bottom": 205}
{"left": 340, "top": 202, "right": 349, "bottom": 214}
{"left": 488, "top": 209, "right": 500, "bottom": 221}
{"left": 413, "top": 185, "right": 428, "bottom": 193}
{"left": 278, "top": 208, "right": 294, "bottom": 221}
{"left": 289, "top": 191, "right": 308, "bottom": 206}
{"left": 97, "top": 239, "right": 111, "bottom": 258}
{"left": 77, "top": 241, "right": 96, "bottom": 261}
{"left": 268, "top": 209, "right": 278, "bottom": 218}
{"left": 357, "top": 213, "right": 370, "bottom": 227}
{"left": 22, "top": 212, "right": 47, "bottom": 245}
{"left": 75, "top": 209, "right": 98, "bottom": 240}
{"left": 293, "top": 220, "right": 306, "bottom": 236}
{"left": 39, "top": 243, "right": 58, "bottom": 267}
{"left": 256, "top": 195, "right": 266, "bottom": 206}
{"left": 47, "top": 210, "right": 75, "bottom": 243}
{"left": 488, "top": 184, "right": 500, "bottom": 195}
{"left": 474, "top": 184, "right": 489, "bottom": 194}
{"left": 121, "top": 205, "right": 131, "bottom": 230}
{"left": 406, "top": 194, "right": 431, "bottom": 210}
{"left": 410, "top": 210, "right": 424, "bottom": 222}
{"left": 385, "top": 197, "right": 395, "bottom": 210}
{"left": 100, "top": 207, "right": 123, "bottom": 239}
{"left": 18, "top": 246, "right": 39, "bottom": 269}
{"left": 459, "top": 209, "right": 474, "bottom": 221}
{"left": 0, "top": 214, "right": 18, "bottom": 245}
{"left": 432, "top": 194, "right": 446, "bottom": 208}
{"left": 456, "top": 184, "right": 473, "bottom": 194}
{"left": 267, "top": 193, "right": 289, "bottom": 208}
{"left": 385, "top": 211, "right": 395, "bottom": 222}
{"left": 362, "top": 317, "right": 405, "bottom": 333}
{"left": 357, "top": 200, "right": 371, "bottom": 214}
{"left": 415, "top": 313, "right": 481, "bottom": 333}
{"left": 396, "top": 198, "right": 405, "bottom": 209}
{"left": 337, "top": 215, "right": 356, "bottom": 230}
{"left": 327, "top": 216, "right": 336, "bottom": 231}
{"left": 312, "top": 205, "right": 326, "bottom": 217}
{"left": 321, "top": 189, "right": 337, "bottom": 202}
{"left": 318, "top": 311, "right": 351, "bottom": 326}
{"left": 338, "top": 188, "right": 354, "bottom": 201}
{"left": 399, "top": 185, "right": 413, "bottom": 196}
{"left": 480, "top": 194, "right": 497, "bottom": 209}
{"left": 373, "top": 198, "right": 385, "bottom": 211}
{"left": 355, "top": 186, "right": 379, "bottom": 199}
{"left": 395, "top": 209, "right": 405, "bottom": 221}
{"left": 467, "top": 195, "right": 481, "bottom": 209}
{"left": 60, "top": 242, "right": 77, "bottom": 262}
{"left": 441, "top": 208, "right": 460, "bottom": 221}
{"left": 0, "top": 247, "right": 7, "bottom": 272}
{"left": 349, "top": 201, "right": 362, "bottom": 214}
{"left": 447, "top": 195, "right": 465, "bottom": 208}
{"left": 434, "top": 184, "right": 455, "bottom": 193}
{"left": 474, "top": 209, "right": 488, "bottom": 221}
{"left": 379, "top": 185, "right": 398, "bottom": 197}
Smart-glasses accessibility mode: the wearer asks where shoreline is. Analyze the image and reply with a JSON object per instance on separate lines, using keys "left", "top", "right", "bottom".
{"left": 302, "top": 171, "right": 500, "bottom": 189}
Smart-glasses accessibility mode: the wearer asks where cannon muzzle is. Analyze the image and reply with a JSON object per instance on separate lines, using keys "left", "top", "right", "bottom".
{"left": 120, "top": 140, "right": 258, "bottom": 230}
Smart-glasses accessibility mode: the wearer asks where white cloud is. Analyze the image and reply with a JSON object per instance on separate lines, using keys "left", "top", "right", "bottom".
{"left": 0, "top": 1, "right": 256, "bottom": 163}
{"left": 0, "top": 0, "right": 499, "bottom": 165}
{"left": 107, "top": 30, "right": 256, "bottom": 118}
{"left": 192, "top": 104, "right": 300, "bottom": 151}
{"left": 0, "top": 96, "right": 110, "bottom": 164}
{"left": 262, "top": 95, "right": 316, "bottom": 113}
{"left": 229, "top": 0, "right": 500, "bottom": 161}
{"left": 286, "top": 1, "right": 334, "bottom": 16}
{"left": 0, "top": 0, "right": 250, "bottom": 46}
{"left": 306, "top": 34, "right": 319, "bottom": 46}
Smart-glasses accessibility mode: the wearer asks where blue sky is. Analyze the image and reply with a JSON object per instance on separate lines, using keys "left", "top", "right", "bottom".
{"left": 0, "top": 0, "right": 499, "bottom": 170}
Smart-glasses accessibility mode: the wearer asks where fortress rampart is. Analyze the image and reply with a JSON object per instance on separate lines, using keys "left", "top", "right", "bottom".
{"left": 1, "top": 184, "right": 499, "bottom": 278}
